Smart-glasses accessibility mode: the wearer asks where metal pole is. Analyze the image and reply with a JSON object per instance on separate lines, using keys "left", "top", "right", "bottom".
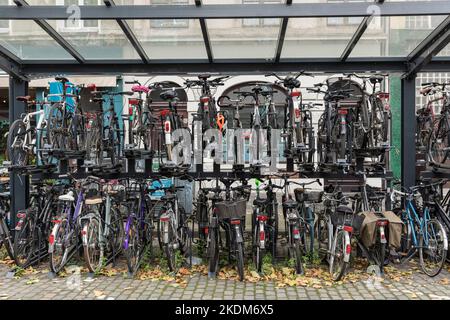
{"left": 400, "top": 76, "right": 416, "bottom": 189}
{"left": 8, "top": 76, "right": 29, "bottom": 230}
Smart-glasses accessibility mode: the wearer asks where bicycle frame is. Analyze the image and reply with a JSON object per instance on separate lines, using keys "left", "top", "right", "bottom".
{"left": 11, "top": 110, "right": 45, "bottom": 153}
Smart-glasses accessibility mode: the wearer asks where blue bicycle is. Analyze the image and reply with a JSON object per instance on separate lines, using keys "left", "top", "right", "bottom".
{"left": 391, "top": 182, "right": 448, "bottom": 277}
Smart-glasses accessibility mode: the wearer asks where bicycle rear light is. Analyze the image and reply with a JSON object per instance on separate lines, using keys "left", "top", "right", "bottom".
{"left": 160, "top": 109, "right": 170, "bottom": 117}
{"left": 257, "top": 215, "right": 268, "bottom": 221}
{"left": 160, "top": 216, "right": 170, "bottom": 222}
{"left": 164, "top": 121, "right": 171, "bottom": 133}
{"left": 230, "top": 219, "right": 241, "bottom": 225}
{"left": 376, "top": 220, "right": 389, "bottom": 226}
{"left": 200, "top": 96, "right": 210, "bottom": 103}
{"left": 343, "top": 225, "right": 353, "bottom": 233}
{"left": 290, "top": 91, "right": 301, "bottom": 97}
{"left": 16, "top": 212, "right": 26, "bottom": 218}
{"left": 48, "top": 234, "right": 55, "bottom": 245}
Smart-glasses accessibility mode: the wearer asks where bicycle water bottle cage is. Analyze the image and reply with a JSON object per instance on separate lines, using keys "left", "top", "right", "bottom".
{"left": 131, "top": 85, "right": 149, "bottom": 94}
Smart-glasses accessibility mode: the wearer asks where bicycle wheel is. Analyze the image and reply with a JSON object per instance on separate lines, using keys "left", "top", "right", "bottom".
{"left": 419, "top": 219, "right": 448, "bottom": 277}
{"left": 236, "top": 242, "right": 245, "bottom": 281}
{"left": 83, "top": 218, "right": 104, "bottom": 273}
{"left": 303, "top": 207, "right": 315, "bottom": 257}
{"left": 252, "top": 224, "right": 263, "bottom": 273}
{"left": 124, "top": 216, "right": 141, "bottom": 274}
{"left": 316, "top": 216, "right": 330, "bottom": 262}
{"left": 428, "top": 119, "right": 450, "bottom": 168}
{"left": 371, "top": 241, "right": 387, "bottom": 274}
{"left": 207, "top": 227, "right": 219, "bottom": 278}
{"left": 329, "top": 229, "right": 348, "bottom": 281}
{"left": 47, "top": 104, "right": 66, "bottom": 151}
{"left": 7, "top": 119, "right": 28, "bottom": 166}
{"left": 162, "top": 220, "right": 177, "bottom": 272}
{"left": 110, "top": 206, "right": 125, "bottom": 256}
{"left": 0, "top": 218, "right": 15, "bottom": 260}
{"left": 49, "top": 218, "right": 70, "bottom": 274}
{"left": 292, "top": 239, "right": 304, "bottom": 275}
{"left": 13, "top": 215, "right": 35, "bottom": 268}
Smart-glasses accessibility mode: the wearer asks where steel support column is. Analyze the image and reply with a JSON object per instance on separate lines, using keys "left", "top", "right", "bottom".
{"left": 8, "top": 76, "right": 29, "bottom": 230}
{"left": 401, "top": 76, "right": 416, "bottom": 189}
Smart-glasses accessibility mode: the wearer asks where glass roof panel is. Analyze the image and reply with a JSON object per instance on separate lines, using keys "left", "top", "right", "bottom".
{"left": 206, "top": 18, "right": 281, "bottom": 59}
{"left": 44, "top": 20, "right": 140, "bottom": 60}
{"left": 126, "top": 19, "right": 207, "bottom": 59}
{"left": 0, "top": 20, "right": 74, "bottom": 60}
{"left": 437, "top": 43, "right": 450, "bottom": 57}
{"left": 281, "top": 17, "right": 362, "bottom": 59}
{"left": 350, "top": 15, "right": 446, "bottom": 58}
{"left": 26, "top": 0, "right": 196, "bottom": 5}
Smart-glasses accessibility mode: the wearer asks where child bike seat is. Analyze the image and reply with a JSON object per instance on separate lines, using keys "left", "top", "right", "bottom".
{"left": 58, "top": 191, "right": 75, "bottom": 202}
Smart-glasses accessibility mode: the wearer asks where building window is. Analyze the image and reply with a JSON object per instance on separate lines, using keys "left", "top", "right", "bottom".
{"left": 0, "top": 0, "right": 10, "bottom": 32}
{"left": 327, "top": 0, "right": 364, "bottom": 26}
{"left": 242, "top": 0, "right": 281, "bottom": 27}
{"left": 151, "top": 0, "right": 189, "bottom": 28}
{"left": 57, "top": 0, "right": 100, "bottom": 31}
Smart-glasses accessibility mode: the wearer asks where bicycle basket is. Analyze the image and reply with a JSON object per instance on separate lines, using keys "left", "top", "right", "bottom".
{"left": 79, "top": 87, "right": 103, "bottom": 112}
{"left": 326, "top": 78, "right": 364, "bottom": 100}
{"left": 215, "top": 199, "right": 247, "bottom": 220}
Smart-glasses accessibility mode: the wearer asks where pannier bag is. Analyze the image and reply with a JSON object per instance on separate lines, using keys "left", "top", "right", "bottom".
{"left": 358, "top": 211, "right": 404, "bottom": 249}
{"left": 215, "top": 199, "right": 247, "bottom": 220}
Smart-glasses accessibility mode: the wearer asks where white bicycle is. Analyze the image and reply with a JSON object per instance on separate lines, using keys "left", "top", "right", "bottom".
{"left": 7, "top": 96, "right": 51, "bottom": 166}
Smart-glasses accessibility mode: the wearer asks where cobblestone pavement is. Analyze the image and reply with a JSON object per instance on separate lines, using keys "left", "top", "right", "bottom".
{"left": 0, "top": 262, "right": 449, "bottom": 300}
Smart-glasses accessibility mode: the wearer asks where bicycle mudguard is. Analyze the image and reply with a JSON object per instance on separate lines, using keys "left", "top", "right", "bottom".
{"left": 343, "top": 231, "right": 351, "bottom": 263}
{"left": 235, "top": 225, "right": 244, "bottom": 243}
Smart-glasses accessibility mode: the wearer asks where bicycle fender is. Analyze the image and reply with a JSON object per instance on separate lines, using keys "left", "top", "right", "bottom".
{"left": 48, "top": 223, "right": 60, "bottom": 254}
{"left": 235, "top": 225, "right": 244, "bottom": 243}
{"left": 344, "top": 231, "right": 351, "bottom": 263}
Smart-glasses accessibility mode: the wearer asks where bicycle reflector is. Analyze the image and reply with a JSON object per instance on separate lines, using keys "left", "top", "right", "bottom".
{"left": 343, "top": 225, "right": 353, "bottom": 233}
{"left": 338, "top": 109, "right": 348, "bottom": 115}
{"left": 230, "top": 219, "right": 241, "bottom": 225}
{"left": 257, "top": 215, "right": 268, "bottom": 221}
{"left": 290, "top": 91, "right": 301, "bottom": 97}
{"left": 16, "top": 211, "right": 26, "bottom": 218}
{"left": 160, "top": 109, "right": 170, "bottom": 118}
{"left": 160, "top": 216, "right": 170, "bottom": 222}
{"left": 49, "top": 234, "right": 55, "bottom": 245}
{"left": 164, "top": 120, "right": 171, "bottom": 133}
{"left": 200, "top": 96, "right": 210, "bottom": 103}
{"left": 346, "top": 244, "right": 352, "bottom": 255}
{"left": 376, "top": 220, "right": 389, "bottom": 226}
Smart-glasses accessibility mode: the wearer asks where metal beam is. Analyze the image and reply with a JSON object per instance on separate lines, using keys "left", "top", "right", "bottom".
{"left": 104, "top": 0, "right": 150, "bottom": 64}
{"left": 196, "top": 0, "right": 213, "bottom": 63}
{"left": 1, "top": 2, "right": 449, "bottom": 20}
{"left": 14, "top": 0, "right": 85, "bottom": 63}
{"left": 8, "top": 76, "right": 30, "bottom": 230}
{"left": 19, "top": 58, "right": 416, "bottom": 76}
{"left": 274, "top": 0, "right": 292, "bottom": 62}
{"left": 0, "top": 44, "right": 25, "bottom": 80}
{"left": 341, "top": 0, "right": 385, "bottom": 61}
{"left": 404, "top": 15, "right": 450, "bottom": 78}
{"left": 401, "top": 76, "right": 416, "bottom": 188}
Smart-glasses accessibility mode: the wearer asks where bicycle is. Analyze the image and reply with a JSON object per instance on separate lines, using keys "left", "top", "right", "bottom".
{"left": 0, "top": 181, "right": 14, "bottom": 261}
{"left": 81, "top": 179, "right": 125, "bottom": 273}
{"left": 7, "top": 96, "right": 49, "bottom": 166}
{"left": 48, "top": 174, "right": 99, "bottom": 274}
{"left": 391, "top": 180, "right": 448, "bottom": 277}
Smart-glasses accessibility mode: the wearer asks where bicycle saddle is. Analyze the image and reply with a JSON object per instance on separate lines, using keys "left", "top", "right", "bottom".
{"left": 0, "top": 192, "right": 9, "bottom": 199}
{"left": 160, "top": 90, "right": 178, "bottom": 101}
{"left": 55, "top": 76, "right": 69, "bottom": 83}
{"left": 131, "top": 85, "right": 150, "bottom": 94}
{"left": 336, "top": 205, "right": 353, "bottom": 214}
{"left": 85, "top": 196, "right": 103, "bottom": 205}
{"left": 58, "top": 191, "right": 75, "bottom": 202}
{"left": 161, "top": 194, "right": 176, "bottom": 201}
{"left": 283, "top": 199, "right": 298, "bottom": 209}
{"left": 16, "top": 96, "right": 31, "bottom": 102}
{"left": 198, "top": 74, "right": 211, "bottom": 80}
{"left": 253, "top": 198, "right": 268, "bottom": 206}
{"left": 369, "top": 76, "right": 384, "bottom": 84}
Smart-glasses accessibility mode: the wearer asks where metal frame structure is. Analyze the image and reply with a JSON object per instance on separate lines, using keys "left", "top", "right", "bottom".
{"left": 1, "top": 1, "right": 450, "bottom": 221}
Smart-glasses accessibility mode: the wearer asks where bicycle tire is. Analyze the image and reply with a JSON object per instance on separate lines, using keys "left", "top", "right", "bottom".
{"left": 13, "top": 215, "right": 35, "bottom": 268}
{"left": 7, "top": 119, "right": 28, "bottom": 166}
{"left": 236, "top": 242, "right": 245, "bottom": 281}
{"left": 83, "top": 218, "right": 104, "bottom": 274}
{"left": 208, "top": 227, "right": 219, "bottom": 278}
{"left": 124, "top": 217, "right": 141, "bottom": 275}
{"left": 330, "top": 229, "right": 348, "bottom": 281}
{"left": 47, "top": 104, "right": 66, "bottom": 151}
{"left": 293, "top": 239, "right": 304, "bottom": 275}
{"left": 0, "top": 219, "right": 15, "bottom": 260}
{"left": 419, "top": 219, "right": 448, "bottom": 277}
{"left": 49, "top": 218, "right": 70, "bottom": 274}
